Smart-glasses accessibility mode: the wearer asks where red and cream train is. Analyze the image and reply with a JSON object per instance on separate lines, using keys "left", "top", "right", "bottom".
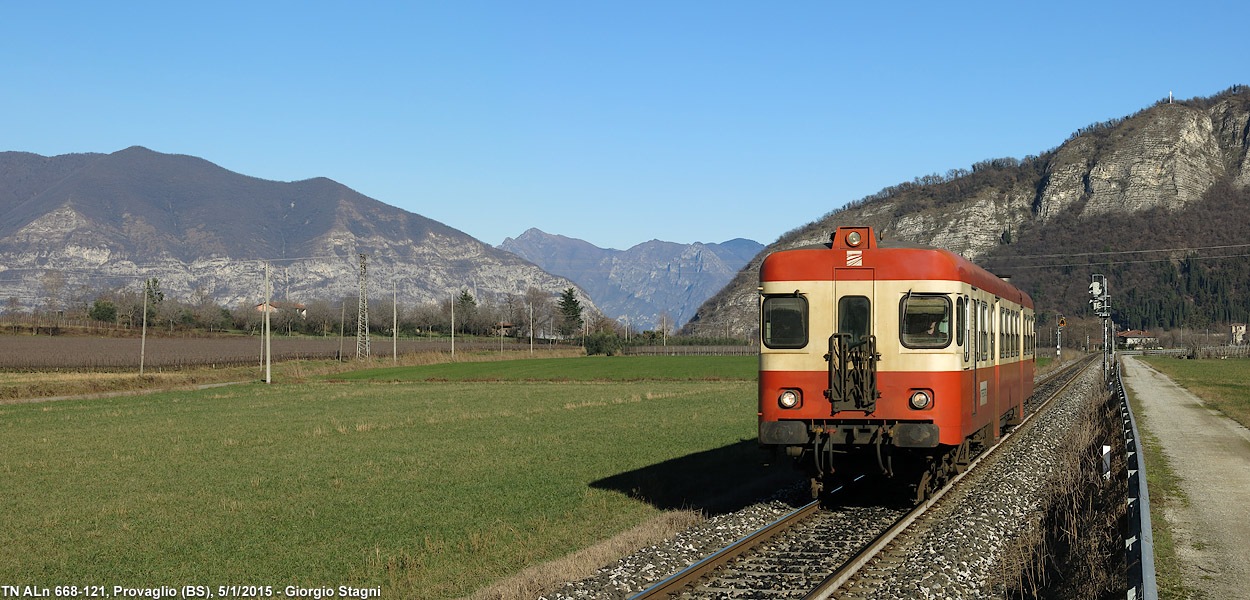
{"left": 758, "top": 226, "right": 1035, "bottom": 500}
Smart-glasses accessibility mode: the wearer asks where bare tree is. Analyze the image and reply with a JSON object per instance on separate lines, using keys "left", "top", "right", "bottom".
{"left": 4, "top": 296, "right": 21, "bottom": 317}
{"left": 525, "top": 287, "right": 555, "bottom": 340}
{"left": 589, "top": 312, "right": 619, "bottom": 334}
{"left": 39, "top": 270, "right": 67, "bottom": 316}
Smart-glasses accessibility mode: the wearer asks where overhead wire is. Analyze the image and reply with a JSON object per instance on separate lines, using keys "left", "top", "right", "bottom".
{"left": 983, "top": 250, "right": 1250, "bottom": 270}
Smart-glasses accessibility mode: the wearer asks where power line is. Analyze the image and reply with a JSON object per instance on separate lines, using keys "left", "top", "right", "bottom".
{"left": 982, "top": 242, "right": 1250, "bottom": 263}
{"left": 988, "top": 251, "right": 1250, "bottom": 270}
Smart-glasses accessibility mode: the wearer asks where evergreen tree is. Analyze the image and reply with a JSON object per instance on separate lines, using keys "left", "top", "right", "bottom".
{"left": 455, "top": 290, "right": 477, "bottom": 334}
{"left": 88, "top": 300, "right": 117, "bottom": 323}
{"left": 557, "top": 288, "right": 583, "bottom": 338}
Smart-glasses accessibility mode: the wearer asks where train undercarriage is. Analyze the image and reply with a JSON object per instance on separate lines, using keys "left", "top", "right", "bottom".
{"left": 787, "top": 409, "right": 1018, "bottom": 504}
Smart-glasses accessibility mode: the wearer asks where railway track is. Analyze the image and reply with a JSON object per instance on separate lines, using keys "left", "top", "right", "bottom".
{"left": 626, "top": 356, "right": 1096, "bottom": 600}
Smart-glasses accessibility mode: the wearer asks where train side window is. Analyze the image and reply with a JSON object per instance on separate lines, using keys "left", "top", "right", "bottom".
{"left": 900, "top": 294, "right": 951, "bottom": 349}
{"left": 1017, "top": 313, "right": 1021, "bottom": 357}
{"left": 762, "top": 294, "right": 807, "bottom": 349}
{"left": 980, "top": 302, "right": 989, "bottom": 361}
{"left": 963, "top": 296, "right": 971, "bottom": 362}
{"left": 956, "top": 297, "right": 966, "bottom": 349}
{"left": 838, "top": 295, "right": 871, "bottom": 344}
{"left": 1000, "top": 308, "right": 1007, "bottom": 359}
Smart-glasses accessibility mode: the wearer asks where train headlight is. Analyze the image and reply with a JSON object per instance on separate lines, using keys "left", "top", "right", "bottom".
{"left": 846, "top": 231, "right": 862, "bottom": 246}
{"left": 908, "top": 390, "right": 933, "bottom": 410}
{"left": 778, "top": 390, "right": 801, "bottom": 409}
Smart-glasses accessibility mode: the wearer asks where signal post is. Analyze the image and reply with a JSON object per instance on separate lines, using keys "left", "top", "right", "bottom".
{"left": 1090, "top": 274, "right": 1111, "bottom": 381}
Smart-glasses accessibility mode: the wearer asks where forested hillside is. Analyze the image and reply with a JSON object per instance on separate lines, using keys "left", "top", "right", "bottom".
{"left": 684, "top": 85, "right": 1250, "bottom": 337}
{"left": 983, "top": 179, "right": 1250, "bottom": 330}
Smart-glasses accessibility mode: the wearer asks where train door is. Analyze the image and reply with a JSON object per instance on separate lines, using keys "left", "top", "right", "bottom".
{"left": 833, "top": 269, "right": 873, "bottom": 344}
{"left": 962, "top": 294, "right": 975, "bottom": 418}
{"left": 830, "top": 269, "right": 875, "bottom": 415}
{"left": 991, "top": 299, "right": 1001, "bottom": 440}
{"left": 976, "top": 298, "right": 988, "bottom": 417}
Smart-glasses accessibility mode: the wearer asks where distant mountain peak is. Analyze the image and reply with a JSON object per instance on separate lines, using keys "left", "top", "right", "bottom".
{"left": 500, "top": 229, "right": 762, "bottom": 330}
{"left": 0, "top": 147, "right": 597, "bottom": 313}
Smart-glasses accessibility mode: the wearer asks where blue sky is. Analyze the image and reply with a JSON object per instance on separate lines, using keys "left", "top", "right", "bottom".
{"left": 2, "top": 1, "right": 1246, "bottom": 250}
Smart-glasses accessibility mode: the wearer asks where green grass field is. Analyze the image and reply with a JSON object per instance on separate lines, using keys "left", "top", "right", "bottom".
{"left": 1, "top": 356, "right": 764, "bottom": 598}
{"left": 328, "top": 355, "right": 757, "bottom": 382}
{"left": 1140, "top": 356, "right": 1250, "bottom": 428}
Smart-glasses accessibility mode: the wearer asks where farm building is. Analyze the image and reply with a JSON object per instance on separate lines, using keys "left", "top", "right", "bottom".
{"left": 254, "top": 302, "right": 308, "bottom": 318}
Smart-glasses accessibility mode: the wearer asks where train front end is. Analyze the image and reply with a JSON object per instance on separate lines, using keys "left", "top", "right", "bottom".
{"left": 758, "top": 226, "right": 977, "bottom": 498}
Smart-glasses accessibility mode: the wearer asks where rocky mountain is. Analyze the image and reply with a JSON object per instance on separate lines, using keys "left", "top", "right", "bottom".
{"left": 684, "top": 85, "right": 1250, "bottom": 337}
{"left": 0, "top": 146, "right": 595, "bottom": 312}
{"left": 500, "top": 228, "right": 762, "bottom": 331}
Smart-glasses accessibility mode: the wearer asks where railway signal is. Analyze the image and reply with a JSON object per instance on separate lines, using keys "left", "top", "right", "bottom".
{"left": 1091, "top": 273, "right": 1112, "bottom": 380}
{"left": 1089, "top": 274, "right": 1110, "bottom": 318}
{"left": 1057, "top": 315, "right": 1063, "bottom": 360}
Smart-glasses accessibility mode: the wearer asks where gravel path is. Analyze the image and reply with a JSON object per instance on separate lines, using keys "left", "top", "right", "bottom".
{"left": 1122, "top": 356, "right": 1250, "bottom": 599}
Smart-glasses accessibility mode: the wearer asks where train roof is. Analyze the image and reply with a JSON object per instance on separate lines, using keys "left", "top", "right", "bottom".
{"left": 762, "top": 226, "right": 1032, "bottom": 308}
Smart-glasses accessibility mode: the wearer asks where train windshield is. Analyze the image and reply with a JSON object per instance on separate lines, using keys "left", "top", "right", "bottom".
{"left": 900, "top": 294, "right": 952, "bottom": 348}
{"left": 838, "top": 296, "right": 870, "bottom": 344}
{"left": 762, "top": 295, "right": 807, "bottom": 348}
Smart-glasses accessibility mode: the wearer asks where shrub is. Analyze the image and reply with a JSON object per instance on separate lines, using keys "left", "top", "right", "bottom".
{"left": 584, "top": 333, "right": 625, "bottom": 356}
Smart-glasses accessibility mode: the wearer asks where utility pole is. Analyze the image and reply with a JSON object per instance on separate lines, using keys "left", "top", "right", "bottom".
{"left": 140, "top": 281, "right": 147, "bottom": 377}
{"left": 338, "top": 301, "right": 345, "bottom": 361}
{"left": 356, "top": 254, "right": 369, "bottom": 360}
{"left": 529, "top": 302, "right": 533, "bottom": 355}
{"left": 392, "top": 281, "right": 398, "bottom": 365}
{"left": 264, "top": 262, "right": 272, "bottom": 384}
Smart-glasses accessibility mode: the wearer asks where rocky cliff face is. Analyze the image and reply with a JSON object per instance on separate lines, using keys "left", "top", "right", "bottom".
{"left": 0, "top": 147, "right": 596, "bottom": 312}
{"left": 500, "top": 228, "right": 762, "bottom": 331}
{"left": 685, "top": 86, "right": 1250, "bottom": 337}
{"left": 1039, "top": 104, "right": 1230, "bottom": 221}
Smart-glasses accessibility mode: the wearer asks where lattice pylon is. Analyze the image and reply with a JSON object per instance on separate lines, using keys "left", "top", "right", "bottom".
{"left": 356, "top": 253, "right": 370, "bottom": 359}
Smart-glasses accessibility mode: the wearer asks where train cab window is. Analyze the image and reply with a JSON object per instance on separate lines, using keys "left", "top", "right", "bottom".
{"left": 838, "top": 296, "right": 871, "bottom": 344}
{"left": 762, "top": 295, "right": 807, "bottom": 349}
{"left": 900, "top": 294, "right": 951, "bottom": 349}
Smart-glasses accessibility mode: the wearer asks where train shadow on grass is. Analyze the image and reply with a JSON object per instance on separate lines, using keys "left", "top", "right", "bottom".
{"left": 590, "top": 439, "right": 806, "bottom": 515}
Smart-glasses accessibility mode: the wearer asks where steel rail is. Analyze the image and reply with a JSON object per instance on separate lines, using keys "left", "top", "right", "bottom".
{"left": 626, "top": 356, "right": 1092, "bottom": 600}
{"left": 802, "top": 355, "right": 1096, "bottom": 600}
{"left": 626, "top": 499, "right": 822, "bottom": 599}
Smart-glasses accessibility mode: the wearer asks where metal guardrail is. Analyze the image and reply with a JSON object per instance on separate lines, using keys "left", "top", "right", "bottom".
{"left": 1114, "top": 361, "right": 1158, "bottom": 600}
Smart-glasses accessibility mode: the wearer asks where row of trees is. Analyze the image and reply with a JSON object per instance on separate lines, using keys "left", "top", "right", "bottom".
{"left": 4, "top": 279, "right": 655, "bottom": 342}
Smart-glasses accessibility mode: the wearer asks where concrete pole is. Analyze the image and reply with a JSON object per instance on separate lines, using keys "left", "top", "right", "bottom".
{"left": 264, "top": 262, "right": 271, "bottom": 384}
{"left": 140, "top": 283, "right": 147, "bottom": 377}
{"left": 392, "top": 281, "right": 397, "bottom": 365}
